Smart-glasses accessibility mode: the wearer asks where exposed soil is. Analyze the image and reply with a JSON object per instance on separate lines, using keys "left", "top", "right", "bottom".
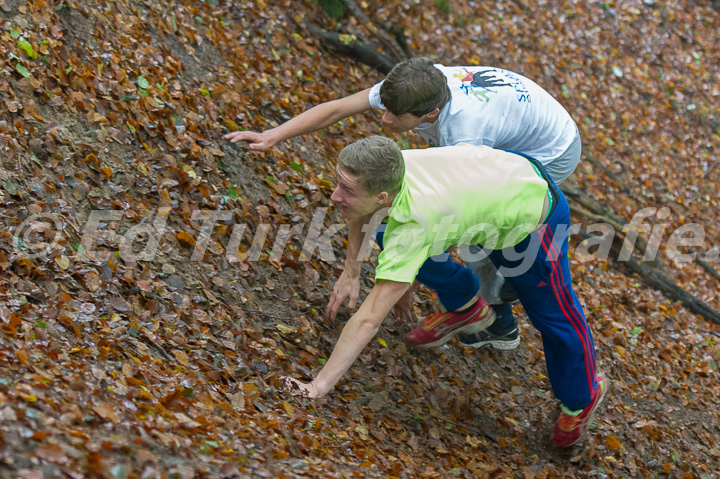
{"left": 0, "top": 1, "right": 719, "bottom": 478}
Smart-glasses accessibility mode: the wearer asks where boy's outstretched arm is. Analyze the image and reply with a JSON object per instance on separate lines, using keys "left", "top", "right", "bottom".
{"left": 285, "top": 279, "right": 409, "bottom": 398}
{"left": 223, "top": 88, "right": 373, "bottom": 151}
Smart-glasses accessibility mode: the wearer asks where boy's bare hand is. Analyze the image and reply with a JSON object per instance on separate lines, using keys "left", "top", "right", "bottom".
{"left": 326, "top": 271, "right": 360, "bottom": 321}
{"left": 223, "top": 130, "right": 274, "bottom": 151}
{"left": 282, "top": 376, "right": 323, "bottom": 398}
{"left": 392, "top": 289, "right": 417, "bottom": 323}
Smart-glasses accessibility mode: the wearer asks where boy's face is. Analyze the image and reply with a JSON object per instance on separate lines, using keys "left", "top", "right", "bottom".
{"left": 331, "top": 167, "right": 384, "bottom": 219}
{"left": 381, "top": 111, "right": 425, "bottom": 133}
{"left": 382, "top": 108, "right": 440, "bottom": 133}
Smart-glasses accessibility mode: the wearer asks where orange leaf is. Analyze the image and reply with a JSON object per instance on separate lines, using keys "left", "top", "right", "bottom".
{"left": 605, "top": 435, "right": 622, "bottom": 451}
{"left": 176, "top": 231, "right": 196, "bottom": 249}
{"left": 15, "top": 349, "right": 30, "bottom": 367}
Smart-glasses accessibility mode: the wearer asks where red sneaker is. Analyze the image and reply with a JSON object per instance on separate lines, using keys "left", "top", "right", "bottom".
{"left": 551, "top": 374, "right": 609, "bottom": 447}
{"left": 405, "top": 298, "right": 496, "bottom": 348}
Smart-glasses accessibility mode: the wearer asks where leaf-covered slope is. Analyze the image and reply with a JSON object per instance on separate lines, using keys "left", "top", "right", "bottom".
{"left": 0, "top": 1, "right": 718, "bottom": 478}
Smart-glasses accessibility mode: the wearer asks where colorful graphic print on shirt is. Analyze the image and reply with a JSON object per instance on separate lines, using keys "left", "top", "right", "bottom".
{"left": 452, "top": 67, "right": 532, "bottom": 104}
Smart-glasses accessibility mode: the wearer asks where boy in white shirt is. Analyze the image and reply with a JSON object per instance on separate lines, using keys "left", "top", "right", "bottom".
{"left": 225, "top": 58, "right": 582, "bottom": 351}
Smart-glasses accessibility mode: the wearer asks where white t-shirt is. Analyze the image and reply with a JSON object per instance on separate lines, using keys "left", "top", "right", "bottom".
{"left": 368, "top": 65, "right": 577, "bottom": 166}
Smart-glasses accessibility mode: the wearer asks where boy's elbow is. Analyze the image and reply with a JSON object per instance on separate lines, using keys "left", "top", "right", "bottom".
{"left": 354, "top": 312, "right": 385, "bottom": 335}
{"left": 358, "top": 321, "right": 382, "bottom": 343}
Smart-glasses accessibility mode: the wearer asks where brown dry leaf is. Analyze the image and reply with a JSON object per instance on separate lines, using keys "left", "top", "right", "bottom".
{"left": 301, "top": 265, "right": 320, "bottom": 285}
{"left": 84, "top": 270, "right": 101, "bottom": 292}
{"left": 267, "top": 180, "right": 288, "bottom": 195}
{"left": 206, "top": 146, "right": 225, "bottom": 157}
{"left": 0, "top": 407, "right": 18, "bottom": 421}
{"left": 175, "top": 465, "right": 195, "bottom": 479}
{"left": 93, "top": 403, "right": 120, "bottom": 423}
{"left": 256, "top": 205, "right": 270, "bottom": 218}
{"left": 136, "top": 448, "right": 158, "bottom": 465}
{"left": 15, "top": 349, "right": 30, "bottom": 367}
{"left": 109, "top": 297, "right": 130, "bottom": 312}
{"left": 35, "top": 444, "right": 68, "bottom": 464}
{"left": 276, "top": 287, "right": 291, "bottom": 301}
{"left": 280, "top": 401, "right": 294, "bottom": 415}
{"left": 230, "top": 392, "right": 245, "bottom": 409}
{"left": 173, "top": 350, "right": 189, "bottom": 365}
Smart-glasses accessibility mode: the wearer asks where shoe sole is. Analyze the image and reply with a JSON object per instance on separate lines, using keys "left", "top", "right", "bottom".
{"left": 461, "top": 336, "right": 520, "bottom": 350}
{"left": 416, "top": 309, "right": 497, "bottom": 349}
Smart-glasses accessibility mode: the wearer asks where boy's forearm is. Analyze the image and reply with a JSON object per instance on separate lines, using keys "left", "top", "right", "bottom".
{"left": 313, "top": 280, "right": 408, "bottom": 395}
{"left": 265, "top": 89, "right": 372, "bottom": 146}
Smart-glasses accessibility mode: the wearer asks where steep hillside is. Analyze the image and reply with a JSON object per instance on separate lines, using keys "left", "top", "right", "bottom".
{"left": 0, "top": 1, "right": 719, "bottom": 478}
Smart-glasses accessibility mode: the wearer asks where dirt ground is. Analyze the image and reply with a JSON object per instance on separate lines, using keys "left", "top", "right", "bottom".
{"left": 1, "top": 1, "right": 719, "bottom": 478}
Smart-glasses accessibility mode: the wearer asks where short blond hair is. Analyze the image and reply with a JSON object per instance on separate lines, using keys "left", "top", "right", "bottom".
{"left": 337, "top": 136, "right": 404, "bottom": 195}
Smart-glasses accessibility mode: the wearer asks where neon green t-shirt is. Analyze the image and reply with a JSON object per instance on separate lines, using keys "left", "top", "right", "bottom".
{"left": 375, "top": 144, "right": 548, "bottom": 284}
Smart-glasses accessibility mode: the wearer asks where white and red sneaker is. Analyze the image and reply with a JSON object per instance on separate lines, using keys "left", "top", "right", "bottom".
{"left": 405, "top": 298, "right": 496, "bottom": 348}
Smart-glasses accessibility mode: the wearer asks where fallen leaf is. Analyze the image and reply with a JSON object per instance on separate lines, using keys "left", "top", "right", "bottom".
{"left": 35, "top": 444, "right": 68, "bottom": 464}
{"left": 109, "top": 297, "right": 130, "bottom": 312}
{"left": 84, "top": 270, "right": 101, "bottom": 292}
{"left": 173, "top": 350, "right": 190, "bottom": 365}
{"left": 93, "top": 403, "right": 120, "bottom": 423}
{"left": 135, "top": 448, "right": 158, "bottom": 465}
{"left": 256, "top": 205, "right": 270, "bottom": 218}
{"left": 605, "top": 435, "right": 622, "bottom": 451}
{"left": 280, "top": 401, "right": 294, "bottom": 415}
{"left": 55, "top": 255, "right": 70, "bottom": 270}
{"left": 176, "top": 231, "right": 196, "bottom": 249}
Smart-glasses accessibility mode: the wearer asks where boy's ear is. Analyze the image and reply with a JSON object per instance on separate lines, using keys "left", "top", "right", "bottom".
{"left": 425, "top": 108, "right": 441, "bottom": 120}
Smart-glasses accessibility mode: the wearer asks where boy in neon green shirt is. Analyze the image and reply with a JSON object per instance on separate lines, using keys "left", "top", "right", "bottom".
{"left": 287, "top": 136, "right": 606, "bottom": 448}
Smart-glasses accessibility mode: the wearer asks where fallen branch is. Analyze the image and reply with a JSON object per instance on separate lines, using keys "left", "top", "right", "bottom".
{"left": 607, "top": 236, "right": 720, "bottom": 325}
{"left": 304, "top": 22, "right": 397, "bottom": 74}
{"left": 341, "top": 0, "right": 408, "bottom": 62}
{"left": 583, "top": 152, "right": 633, "bottom": 195}
{"left": 562, "top": 192, "right": 720, "bottom": 324}
{"left": 697, "top": 257, "right": 720, "bottom": 283}
{"left": 690, "top": 326, "right": 720, "bottom": 339}
{"left": 563, "top": 188, "right": 665, "bottom": 272}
